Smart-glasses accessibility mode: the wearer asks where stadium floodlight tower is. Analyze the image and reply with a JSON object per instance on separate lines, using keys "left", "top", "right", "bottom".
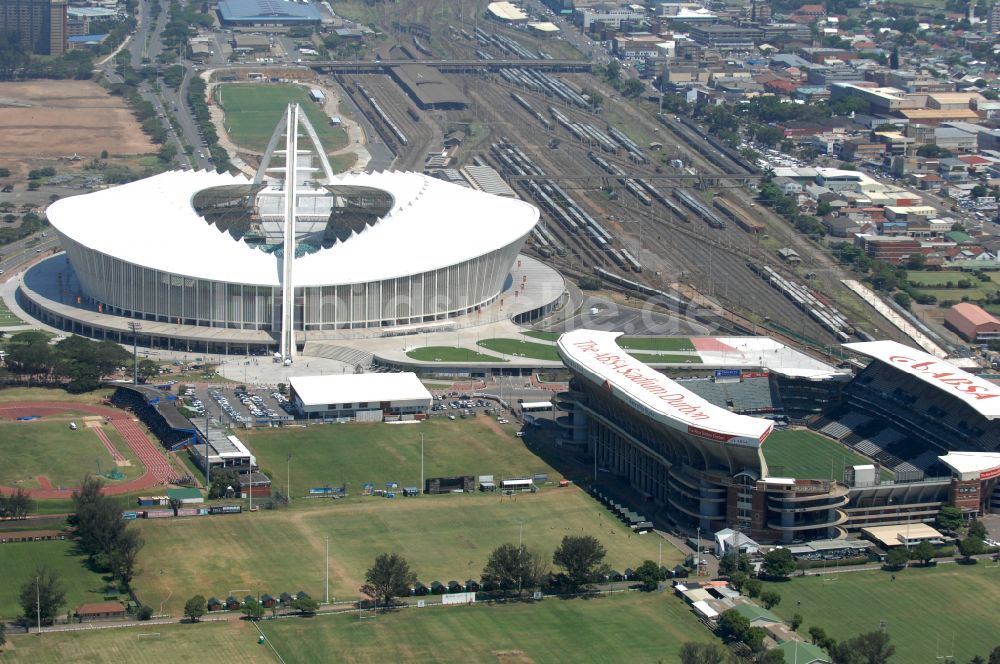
{"left": 254, "top": 103, "right": 337, "bottom": 362}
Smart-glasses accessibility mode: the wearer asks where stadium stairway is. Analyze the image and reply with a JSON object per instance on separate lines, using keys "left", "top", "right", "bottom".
{"left": 302, "top": 342, "right": 374, "bottom": 369}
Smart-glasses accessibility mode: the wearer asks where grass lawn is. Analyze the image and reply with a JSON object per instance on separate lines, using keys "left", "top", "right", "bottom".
{"left": 906, "top": 270, "right": 997, "bottom": 302}
{"left": 478, "top": 339, "right": 562, "bottom": 361}
{"left": 246, "top": 418, "right": 554, "bottom": 497}
{"left": 0, "top": 539, "right": 110, "bottom": 620}
{"left": 627, "top": 353, "right": 702, "bottom": 364}
{"left": 2, "top": 620, "right": 271, "bottom": 663}
{"left": 762, "top": 564, "right": 1000, "bottom": 663}
{"left": 521, "top": 330, "right": 560, "bottom": 342}
{"left": 405, "top": 346, "right": 505, "bottom": 362}
{"left": 762, "top": 429, "right": 889, "bottom": 481}
{"left": 618, "top": 337, "right": 695, "bottom": 352}
{"left": 218, "top": 84, "right": 348, "bottom": 153}
{"left": 0, "top": 298, "right": 24, "bottom": 325}
{"left": 0, "top": 387, "right": 112, "bottom": 404}
{"left": 260, "top": 592, "right": 713, "bottom": 663}
{"left": 133, "top": 488, "right": 681, "bottom": 616}
{"left": 0, "top": 421, "right": 134, "bottom": 490}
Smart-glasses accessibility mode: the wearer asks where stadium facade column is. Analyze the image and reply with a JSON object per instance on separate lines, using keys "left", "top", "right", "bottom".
{"left": 280, "top": 104, "right": 299, "bottom": 361}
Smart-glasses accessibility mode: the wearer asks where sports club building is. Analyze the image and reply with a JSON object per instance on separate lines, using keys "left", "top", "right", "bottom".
{"left": 556, "top": 329, "right": 849, "bottom": 543}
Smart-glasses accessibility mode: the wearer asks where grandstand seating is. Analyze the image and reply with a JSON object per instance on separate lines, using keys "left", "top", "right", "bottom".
{"left": 680, "top": 377, "right": 780, "bottom": 415}
{"left": 111, "top": 387, "right": 192, "bottom": 450}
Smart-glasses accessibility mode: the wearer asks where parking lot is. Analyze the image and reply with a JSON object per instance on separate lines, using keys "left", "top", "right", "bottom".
{"left": 429, "top": 395, "right": 511, "bottom": 423}
{"left": 181, "top": 384, "right": 294, "bottom": 427}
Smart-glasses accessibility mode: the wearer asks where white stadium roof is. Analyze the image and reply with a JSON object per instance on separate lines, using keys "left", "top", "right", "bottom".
{"left": 289, "top": 373, "right": 432, "bottom": 407}
{"left": 557, "top": 329, "right": 773, "bottom": 447}
{"left": 46, "top": 170, "right": 538, "bottom": 287}
{"left": 844, "top": 340, "right": 1000, "bottom": 420}
{"left": 937, "top": 452, "right": 1000, "bottom": 481}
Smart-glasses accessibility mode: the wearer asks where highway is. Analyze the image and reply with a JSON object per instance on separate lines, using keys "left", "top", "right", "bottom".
{"left": 0, "top": 234, "right": 61, "bottom": 277}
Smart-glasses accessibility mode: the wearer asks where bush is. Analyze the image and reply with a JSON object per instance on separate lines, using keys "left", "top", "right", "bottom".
{"left": 137, "top": 605, "right": 153, "bottom": 620}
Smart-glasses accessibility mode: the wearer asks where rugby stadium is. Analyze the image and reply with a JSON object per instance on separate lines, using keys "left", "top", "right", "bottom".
{"left": 556, "top": 330, "right": 1000, "bottom": 543}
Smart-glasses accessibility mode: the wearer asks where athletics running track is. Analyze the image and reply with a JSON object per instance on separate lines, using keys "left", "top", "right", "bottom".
{"left": 0, "top": 402, "right": 179, "bottom": 499}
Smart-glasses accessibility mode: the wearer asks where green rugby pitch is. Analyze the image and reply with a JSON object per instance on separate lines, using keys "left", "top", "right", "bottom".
{"left": 3, "top": 592, "right": 712, "bottom": 663}
{"left": 246, "top": 418, "right": 541, "bottom": 495}
{"left": 260, "top": 592, "right": 714, "bottom": 663}
{"left": 218, "top": 84, "right": 348, "bottom": 153}
{"left": 133, "top": 489, "right": 682, "bottom": 616}
{"left": 0, "top": 539, "right": 109, "bottom": 620}
{"left": 478, "top": 338, "right": 562, "bottom": 361}
{"left": 762, "top": 564, "right": 1000, "bottom": 663}
{"left": 761, "top": 429, "right": 888, "bottom": 481}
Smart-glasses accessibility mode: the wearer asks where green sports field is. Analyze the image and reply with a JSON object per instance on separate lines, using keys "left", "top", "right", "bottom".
{"left": 0, "top": 387, "right": 112, "bottom": 404}
{"left": 246, "top": 418, "right": 548, "bottom": 495}
{"left": 260, "top": 592, "right": 714, "bottom": 663}
{"left": 0, "top": 421, "right": 141, "bottom": 490}
{"left": 0, "top": 539, "right": 109, "bottom": 620}
{"left": 761, "top": 429, "right": 888, "bottom": 481}
{"left": 0, "top": 298, "right": 24, "bottom": 325}
{"left": 762, "top": 565, "right": 1000, "bottom": 663}
{"left": 2, "top": 620, "right": 272, "bottom": 663}
{"left": 617, "top": 337, "right": 695, "bottom": 352}
{"left": 478, "top": 339, "right": 562, "bottom": 361}
{"left": 405, "top": 346, "right": 505, "bottom": 362}
{"left": 218, "top": 84, "right": 348, "bottom": 153}
{"left": 133, "top": 489, "right": 681, "bottom": 616}
{"left": 2, "top": 592, "right": 712, "bottom": 663}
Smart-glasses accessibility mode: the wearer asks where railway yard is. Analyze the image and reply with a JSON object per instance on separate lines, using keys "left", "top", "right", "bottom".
{"left": 259, "top": 0, "right": 904, "bottom": 351}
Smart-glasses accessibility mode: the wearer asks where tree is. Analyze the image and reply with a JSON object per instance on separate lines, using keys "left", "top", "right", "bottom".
{"left": 718, "top": 552, "right": 750, "bottom": 576}
{"left": 552, "top": 535, "right": 607, "bottom": 590}
{"left": 884, "top": 547, "right": 910, "bottom": 570}
{"left": 19, "top": 566, "right": 65, "bottom": 627}
{"left": 893, "top": 292, "right": 911, "bottom": 309}
{"left": 621, "top": 78, "right": 644, "bottom": 98}
{"left": 360, "top": 552, "right": 416, "bottom": 609}
{"left": 791, "top": 613, "right": 803, "bottom": 631}
{"left": 890, "top": 45, "right": 900, "bottom": 69}
{"left": 763, "top": 548, "right": 795, "bottom": 579}
{"left": 760, "top": 590, "right": 781, "bottom": 609}
{"left": 184, "top": 595, "right": 207, "bottom": 622}
{"left": 241, "top": 598, "right": 263, "bottom": 621}
{"left": 729, "top": 571, "right": 748, "bottom": 591}
{"left": 912, "top": 541, "right": 935, "bottom": 566}
{"left": 294, "top": 595, "right": 320, "bottom": 615}
{"left": 757, "top": 650, "right": 787, "bottom": 664}
{"left": 71, "top": 476, "right": 125, "bottom": 562}
{"left": 110, "top": 528, "right": 144, "bottom": 590}
{"left": 136, "top": 358, "right": 160, "bottom": 383}
{"left": 968, "top": 520, "right": 988, "bottom": 540}
{"left": 989, "top": 645, "right": 1000, "bottom": 664}
{"left": 605, "top": 59, "right": 621, "bottom": 82}
{"left": 831, "top": 630, "right": 895, "bottom": 664}
{"left": 482, "top": 543, "right": 534, "bottom": 596}
{"left": 633, "top": 559, "right": 665, "bottom": 591}
{"left": 679, "top": 641, "right": 735, "bottom": 664}
{"left": 719, "top": 608, "right": 752, "bottom": 643}
{"left": 744, "top": 578, "right": 762, "bottom": 598}
{"left": 937, "top": 506, "right": 964, "bottom": 532}
{"left": 0, "top": 620, "right": 5, "bottom": 648}
{"left": 960, "top": 535, "right": 985, "bottom": 562}
{"left": 810, "top": 626, "right": 829, "bottom": 645}
{"left": 137, "top": 605, "right": 153, "bottom": 620}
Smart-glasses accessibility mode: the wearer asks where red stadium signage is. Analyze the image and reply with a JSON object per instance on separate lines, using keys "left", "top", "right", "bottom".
{"left": 572, "top": 339, "right": 711, "bottom": 421}
{"left": 887, "top": 355, "right": 1000, "bottom": 401}
{"left": 979, "top": 466, "right": 1000, "bottom": 480}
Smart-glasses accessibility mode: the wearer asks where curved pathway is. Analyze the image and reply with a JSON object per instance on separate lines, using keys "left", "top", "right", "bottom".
{"left": 0, "top": 402, "right": 179, "bottom": 499}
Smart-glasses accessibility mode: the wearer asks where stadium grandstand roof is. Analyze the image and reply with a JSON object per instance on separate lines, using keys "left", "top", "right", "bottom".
{"left": 557, "top": 330, "right": 773, "bottom": 447}
{"left": 487, "top": 1, "right": 528, "bottom": 21}
{"left": 217, "top": 0, "right": 321, "bottom": 22}
{"left": 289, "top": 373, "right": 432, "bottom": 407}
{"left": 46, "top": 170, "right": 538, "bottom": 287}
{"left": 844, "top": 340, "right": 1000, "bottom": 420}
{"left": 937, "top": 452, "right": 1000, "bottom": 481}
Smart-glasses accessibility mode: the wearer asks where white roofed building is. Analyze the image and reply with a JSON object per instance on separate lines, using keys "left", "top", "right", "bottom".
{"left": 289, "top": 373, "right": 432, "bottom": 421}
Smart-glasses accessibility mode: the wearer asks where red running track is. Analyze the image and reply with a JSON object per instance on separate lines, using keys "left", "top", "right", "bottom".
{"left": 0, "top": 402, "right": 180, "bottom": 499}
{"left": 91, "top": 426, "right": 126, "bottom": 464}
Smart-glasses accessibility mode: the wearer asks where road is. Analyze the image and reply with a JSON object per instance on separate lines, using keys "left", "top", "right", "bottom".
{"left": 0, "top": 235, "right": 60, "bottom": 277}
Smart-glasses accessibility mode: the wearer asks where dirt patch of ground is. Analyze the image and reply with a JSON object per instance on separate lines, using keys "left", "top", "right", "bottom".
{"left": 0, "top": 80, "right": 154, "bottom": 176}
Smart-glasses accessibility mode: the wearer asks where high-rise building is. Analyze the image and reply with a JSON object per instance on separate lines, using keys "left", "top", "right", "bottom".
{"left": 0, "top": 0, "right": 67, "bottom": 56}
{"left": 990, "top": 2, "right": 1000, "bottom": 33}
